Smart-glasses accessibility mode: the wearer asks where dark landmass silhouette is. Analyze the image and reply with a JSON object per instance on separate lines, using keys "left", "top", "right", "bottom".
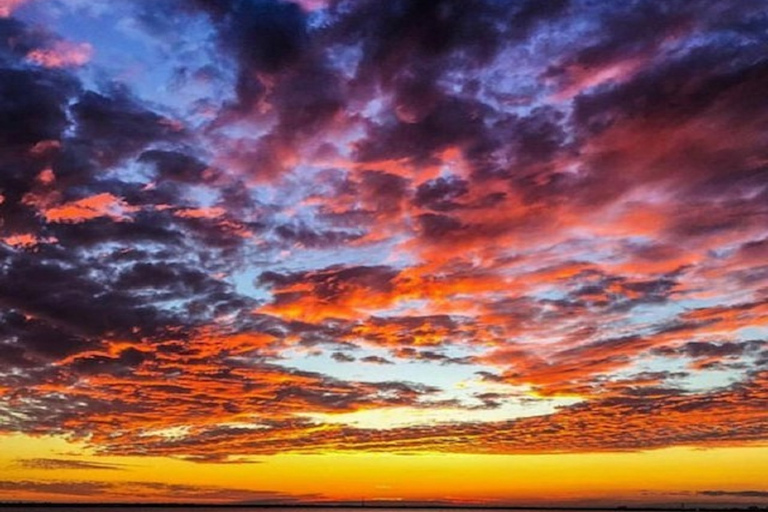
{"left": 0, "top": 503, "right": 766, "bottom": 511}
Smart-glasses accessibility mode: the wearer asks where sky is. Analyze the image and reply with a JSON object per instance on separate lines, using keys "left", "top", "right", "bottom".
{"left": 0, "top": 0, "right": 767, "bottom": 506}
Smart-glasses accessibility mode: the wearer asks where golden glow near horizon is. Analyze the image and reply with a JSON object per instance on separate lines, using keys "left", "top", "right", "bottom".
{"left": 2, "top": 434, "right": 768, "bottom": 504}
{"left": 300, "top": 395, "right": 580, "bottom": 430}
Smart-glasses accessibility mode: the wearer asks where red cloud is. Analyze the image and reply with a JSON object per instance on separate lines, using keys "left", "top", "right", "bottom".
{"left": 43, "top": 193, "right": 137, "bottom": 224}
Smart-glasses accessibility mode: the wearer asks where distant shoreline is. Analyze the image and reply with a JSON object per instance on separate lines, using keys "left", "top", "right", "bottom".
{"left": 0, "top": 504, "right": 766, "bottom": 511}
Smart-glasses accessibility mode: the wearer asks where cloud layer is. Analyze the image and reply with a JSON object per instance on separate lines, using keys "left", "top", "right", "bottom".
{"left": 0, "top": 0, "right": 766, "bottom": 464}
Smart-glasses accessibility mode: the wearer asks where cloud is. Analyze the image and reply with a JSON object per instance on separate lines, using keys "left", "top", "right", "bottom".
{"left": 13, "top": 458, "right": 128, "bottom": 471}
{"left": 0, "top": 479, "right": 319, "bottom": 503}
{"left": 70, "top": 90, "right": 183, "bottom": 167}
{"left": 0, "top": 0, "right": 766, "bottom": 468}
{"left": 258, "top": 265, "right": 401, "bottom": 321}
{"left": 0, "top": 0, "right": 27, "bottom": 18}
{"left": 138, "top": 150, "right": 213, "bottom": 185}
{"left": 331, "top": 352, "right": 356, "bottom": 363}
{"left": 0, "top": 68, "right": 77, "bottom": 148}
{"left": 42, "top": 193, "right": 138, "bottom": 224}
{"left": 26, "top": 40, "right": 93, "bottom": 68}
{"left": 360, "top": 355, "right": 394, "bottom": 365}
{"left": 699, "top": 490, "right": 768, "bottom": 498}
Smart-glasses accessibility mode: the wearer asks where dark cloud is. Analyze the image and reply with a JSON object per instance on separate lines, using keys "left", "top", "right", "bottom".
{"left": 0, "top": 18, "right": 44, "bottom": 63}
{"left": 138, "top": 150, "right": 213, "bottom": 184}
{"left": 699, "top": 490, "right": 768, "bottom": 498}
{"left": 0, "top": 249, "right": 186, "bottom": 344}
{"left": 329, "top": 0, "right": 569, "bottom": 80}
{"left": 414, "top": 175, "right": 469, "bottom": 212}
{"left": 270, "top": 60, "right": 345, "bottom": 138}
{"left": 656, "top": 341, "right": 758, "bottom": 359}
{"left": 0, "top": 68, "right": 77, "bottom": 148}
{"left": 68, "top": 347, "right": 150, "bottom": 377}
{"left": 416, "top": 213, "right": 465, "bottom": 240}
{"left": 209, "top": 0, "right": 308, "bottom": 75}
{"left": 0, "top": 480, "right": 111, "bottom": 497}
{"left": 188, "top": 0, "right": 346, "bottom": 140}
{"left": 548, "top": 0, "right": 694, "bottom": 79}
{"left": 360, "top": 355, "right": 393, "bottom": 365}
{"left": 71, "top": 90, "right": 182, "bottom": 166}
{"left": 570, "top": 272, "right": 679, "bottom": 313}
{"left": 0, "top": 479, "right": 317, "bottom": 502}
{"left": 0, "top": 308, "right": 93, "bottom": 360}
{"left": 13, "top": 458, "right": 128, "bottom": 471}
{"left": 355, "top": 96, "right": 490, "bottom": 163}
{"left": 391, "top": 348, "right": 474, "bottom": 365}
{"left": 358, "top": 170, "right": 410, "bottom": 215}
{"left": 331, "top": 351, "right": 356, "bottom": 363}
{"left": 275, "top": 222, "right": 362, "bottom": 248}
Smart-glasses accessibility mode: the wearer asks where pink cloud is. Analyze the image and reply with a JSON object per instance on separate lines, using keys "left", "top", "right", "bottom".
{"left": 27, "top": 41, "right": 93, "bottom": 68}
{"left": 294, "top": 0, "right": 329, "bottom": 11}
{"left": 551, "top": 55, "right": 651, "bottom": 102}
{"left": 0, "top": 0, "right": 27, "bottom": 17}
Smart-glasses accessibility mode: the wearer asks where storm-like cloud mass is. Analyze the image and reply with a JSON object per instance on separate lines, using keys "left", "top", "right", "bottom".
{"left": 0, "top": 0, "right": 767, "bottom": 465}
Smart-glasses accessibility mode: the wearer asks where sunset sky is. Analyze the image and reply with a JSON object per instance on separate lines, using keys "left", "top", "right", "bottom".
{"left": 1, "top": 0, "right": 767, "bottom": 506}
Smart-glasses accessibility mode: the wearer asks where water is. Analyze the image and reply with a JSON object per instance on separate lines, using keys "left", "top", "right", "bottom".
{"left": 0, "top": 509, "right": 660, "bottom": 512}
{"left": 0, "top": 508, "right": 681, "bottom": 512}
{"left": 0, "top": 509, "right": 558, "bottom": 512}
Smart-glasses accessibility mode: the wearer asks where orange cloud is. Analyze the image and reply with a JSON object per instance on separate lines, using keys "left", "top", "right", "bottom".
{"left": 3, "top": 233, "right": 39, "bottom": 248}
{"left": 174, "top": 207, "right": 227, "bottom": 219}
{"left": 43, "top": 193, "right": 138, "bottom": 224}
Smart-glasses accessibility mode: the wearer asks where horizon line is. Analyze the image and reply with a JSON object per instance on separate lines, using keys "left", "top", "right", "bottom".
{"left": 1, "top": 502, "right": 766, "bottom": 511}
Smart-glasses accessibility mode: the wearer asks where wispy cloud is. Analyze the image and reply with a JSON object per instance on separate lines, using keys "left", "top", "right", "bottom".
{"left": 0, "top": 479, "right": 320, "bottom": 502}
{"left": 13, "top": 458, "right": 128, "bottom": 471}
